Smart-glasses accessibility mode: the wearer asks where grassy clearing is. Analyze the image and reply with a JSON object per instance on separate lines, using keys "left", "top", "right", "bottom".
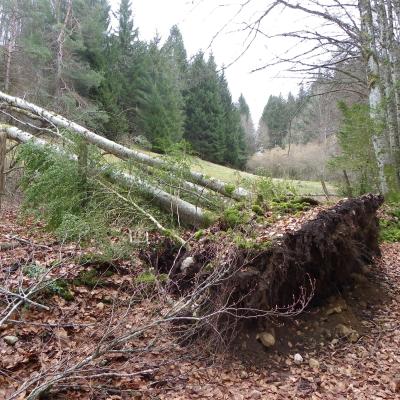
{"left": 106, "top": 145, "right": 337, "bottom": 196}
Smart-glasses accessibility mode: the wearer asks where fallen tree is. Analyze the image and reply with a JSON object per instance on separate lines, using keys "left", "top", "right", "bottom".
{"left": 151, "top": 194, "right": 384, "bottom": 347}
{"left": 2, "top": 124, "right": 211, "bottom": 231}
{"left": 0, "top": 90, "right": 251, "bottom": 201}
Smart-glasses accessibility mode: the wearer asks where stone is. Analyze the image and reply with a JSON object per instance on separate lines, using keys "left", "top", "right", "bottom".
{"left": 336, "top": 324, "right": 359, "bottom": 342}
{"left": 309, "top": 358, "right": 320, "bottom": 369}
{"left": 249, "top": 390, "right": 262, "bottom": 399}
{"left": 257, "top": 331, "right": 275, "bottom": 348}
{"left": 390, "top": 377, "right": 400, "bottom": 393}
{"left": 336, "top": 323, "right": 352, "bottom": 337}
{"left": 294, "top": 353, "right": 303, "bottom": 364}
{"left": 326, "top": 306, "right": 342, "bottom": 316}
{"left": 181, "top": 257, "right": 195, "bottom": 272}
{"left": 3, "top": 335, "right": 18, "bottom": 345}
{"left": 96, "top": 302, "right": 105, "bottom": 310}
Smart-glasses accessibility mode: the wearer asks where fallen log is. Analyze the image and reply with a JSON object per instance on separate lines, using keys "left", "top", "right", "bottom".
{"left": 2, "top": 125, "right": 210, "bottom": 228}
{"left": 157, "top": 194, "right": 384, "bottom": 346}
{"left": 0, "top": 91, "right": 251, "bottom": 201}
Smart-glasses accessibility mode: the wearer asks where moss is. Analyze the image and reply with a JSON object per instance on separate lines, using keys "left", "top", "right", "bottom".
{"left": 47, "top": 279, "right": 74, "bottom": 301}
{"left": 380, "top": 219, "right": 400, "bottom": 242}
{"left": 194, "top": 229, "right": 205, "bottom": 240}
{"left": 222, "top": 208, "right": 247, "bottom": 228}
{"left": 203, "top": 211, "right": 217, "bottom": 228}
{"left": 232, "top": 233, "right": 272, "bottom": 250}
{"left": 224, "top": 183, "right": 236, "bottom": 196}
{"left": 73, "top": 269, "right": 106, "bottom": 288}
{"left": 135, "top": 271, "right": 168, "bottom": 284}
{"left": 251, "top": 204, "right": 264, "bottom": 215}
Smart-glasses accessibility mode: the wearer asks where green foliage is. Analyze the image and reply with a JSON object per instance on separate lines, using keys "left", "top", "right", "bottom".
{"left": 73, "top": 268, "right": 111, "bottom": 288}
{"left": 232, "top": 234, "right": 272, "bottom": 251}
{"left": 194, "top": 229, "right": 205, "bottom": 240}
{"left": 380, "top": 219, "right": 400, "bottom": 243}
{"left": 17, "top": 143, "right": 93, "bottom": 231}
{"left": 330, "top": 102, "right": 379, "bottom": 195}
{"left": 184, "top": 53, "right": 247, "bottom": 167}
{"left": 22, "top": 264, "right": 73, "bottom": 301}
{"left": 222, "top": 206, "right": 250, "bottom": 229}
{"left": 252, "top": 176, "right": 297, "bottom": 202}
{"left": 135, "top": 271, "right": 168, "bottom": 284}
{"left": 380, "top": 204, "right": 400, "bottom": 243}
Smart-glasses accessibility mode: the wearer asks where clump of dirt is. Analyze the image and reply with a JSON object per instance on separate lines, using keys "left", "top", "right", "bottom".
{"left": 234, "top": 262, "right": 390, "bottom": 365}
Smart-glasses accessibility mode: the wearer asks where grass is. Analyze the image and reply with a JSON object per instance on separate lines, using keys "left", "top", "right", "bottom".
{"left": 106, "top": 145, "right": 337, "bottom": 196}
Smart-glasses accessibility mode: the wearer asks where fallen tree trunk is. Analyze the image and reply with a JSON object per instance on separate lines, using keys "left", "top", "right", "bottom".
{"left": 0, "top": 91, "right": 251, "bottom": 201}
{"left": 2, "top": 125, "right": 210, "bottom": 228}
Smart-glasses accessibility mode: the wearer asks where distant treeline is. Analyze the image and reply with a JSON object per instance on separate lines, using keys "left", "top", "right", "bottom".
{"left": 0, "top": 0, "right": 256, "bottom": 168}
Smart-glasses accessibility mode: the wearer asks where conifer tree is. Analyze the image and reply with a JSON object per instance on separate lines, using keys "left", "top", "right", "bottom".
{"left": 184, "top": 53, "right": 225, "bottom": 163}
{"left": 137, "top": 37, "right": 185, "bottom": 151}
{"left": 238, "top": 94, "right": 256, "bottom": 154}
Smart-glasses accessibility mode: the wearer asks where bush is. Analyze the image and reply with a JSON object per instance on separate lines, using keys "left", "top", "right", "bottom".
{"left": 247, "top": 139, "right": 338, "bottom": 182}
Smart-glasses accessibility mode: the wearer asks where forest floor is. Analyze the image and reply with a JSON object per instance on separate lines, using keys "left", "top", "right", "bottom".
{"left": 0, "top": 204, "right": 399, "bottom": 400}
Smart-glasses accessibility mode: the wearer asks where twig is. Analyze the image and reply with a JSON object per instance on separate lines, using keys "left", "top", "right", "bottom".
{"left": 96, "top": 179, "right": 187, "bottom": 247}
{"left": 0, "top": 288, "right": 50, "bottom": 311}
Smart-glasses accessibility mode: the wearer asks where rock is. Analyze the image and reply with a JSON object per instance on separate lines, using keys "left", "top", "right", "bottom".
{"left": 181, "top": 257, "right": 195, "bottom": 272}
{"left": 3, "top": 335, "right": 18, "bottom": 345}
{"left": 96, "top": 302, "right": 105, "bottom": 310}
{"left": 326, "top": 306, "right": 342, "bottom": 316}
{"left": 309, "top": 358, "right": 320, "bottom": 369}
{"left": 336, "top": 323, "right": 352, "bottom": 336}
{"left": 249, "top": 390, "right": 262, "bottom": 399}
{"left": 390, "top": 377, "right": 400, "bottom": 393}
{"left": 349, "top": 331, "right": 360, "bottom": 343}
{"left": 256, "top": 331, "right": 275, "bottom": 348}
{"left": 294, "top": 353, "right": 303, "bottom": 364}
{"left": 336, "top": 324, "right": 359, "bottom": 342}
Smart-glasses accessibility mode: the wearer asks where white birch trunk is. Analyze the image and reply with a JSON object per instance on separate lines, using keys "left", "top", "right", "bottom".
{"left": 377, "top": 0, "right": 400, "bottom": 185}
{"left": 55, "top": 0, "right": 72, "bottom": 96}
{"left": 0, "top": 131, "right": 6, "bottom": 209}
{"left": 4, "top": 10, "right": 17, "bottom": 92}
{"left": 359, "top": 0, "right": 391, "bottom": 194}
{"left": 0, "top": 91, "right": 251, "bottom": 201}
{"left": 2, "top": 125, "right": 209, "bottom": 227}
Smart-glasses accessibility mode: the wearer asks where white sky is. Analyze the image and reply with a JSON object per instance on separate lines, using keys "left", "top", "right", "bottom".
{"left": 109, "top": 0, "right": 316, "bottom": 123}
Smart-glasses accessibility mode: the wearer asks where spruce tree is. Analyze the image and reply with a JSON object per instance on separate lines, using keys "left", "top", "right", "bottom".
{"left": 137, "top": 37, "right": 185, "bottom": 151}
{"left": 238, "top": 94, "right": 256, "bottom": 155}
{"left": 184, "top": 52, "right": 225, "bottom": 163}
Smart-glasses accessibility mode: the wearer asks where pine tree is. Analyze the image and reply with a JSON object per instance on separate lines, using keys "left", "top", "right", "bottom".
{"left": 259, "top": 95, "right": 289, "bottom": 148}
{"left": 238, "top": 94, "right": 256, "bottom": 154}
{"left": 218, "top": 72, "right": 247, "bottom": 168}
{"left": 184, "top": 53, "right": 225, "bottom": 163}
{"left": 136, "top": 37, "right": 184, "bottom": 151}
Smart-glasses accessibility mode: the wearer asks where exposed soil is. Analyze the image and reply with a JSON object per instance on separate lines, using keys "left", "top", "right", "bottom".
{"left": 1, "top": 203, "right": 400, "bottom": 399}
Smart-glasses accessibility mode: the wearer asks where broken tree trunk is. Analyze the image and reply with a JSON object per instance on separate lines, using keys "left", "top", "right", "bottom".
{"left": 2, "top": 125, "right": 210, "bottom": 228}
{"left": 0, "top": 91, "right": 251, "bottom": 201}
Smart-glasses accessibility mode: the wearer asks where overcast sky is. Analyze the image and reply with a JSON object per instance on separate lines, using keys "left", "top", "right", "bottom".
{"left": 109, "top": 0, "right": 311, "bottom": 124}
